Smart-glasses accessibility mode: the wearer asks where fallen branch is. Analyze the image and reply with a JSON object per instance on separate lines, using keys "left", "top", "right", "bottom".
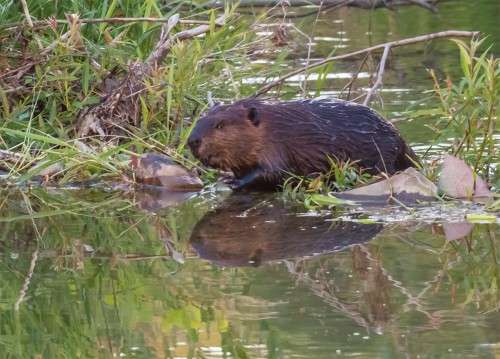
{"left": 201, "top": 0, "right": 438, "bottom": 11}
{"left": 254, "top": 30, "right": 479, "bottom": 97}
{"left": 76, "top": 13, "right": 226, "bottom": 138}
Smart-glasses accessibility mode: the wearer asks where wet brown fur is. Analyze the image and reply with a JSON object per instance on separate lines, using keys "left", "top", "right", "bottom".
{"left": 188, "top": 98, "right": 419, "bottom": 189}
{"left": 194, "top": 105, "right": 265, "bottom": 177}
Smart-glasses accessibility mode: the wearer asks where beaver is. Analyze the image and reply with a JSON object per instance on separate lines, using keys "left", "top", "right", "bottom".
{"left": 187, "top": 98, "right": 418, "bottom": 190}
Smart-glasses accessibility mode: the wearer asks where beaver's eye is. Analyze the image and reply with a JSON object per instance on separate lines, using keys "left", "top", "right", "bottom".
{"left": 215, "top": 121, "right": 224, "bottom": 129}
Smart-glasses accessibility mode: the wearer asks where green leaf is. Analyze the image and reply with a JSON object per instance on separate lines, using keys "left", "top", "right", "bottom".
{"left": 308, "top": 194, "right": 356, "bottom": 207}
{"left": 0, "top": 127, "right": 73, "bottom": 148}
{"left": 451, "top": 39, "right": 471, "bottom": 79}
{"left": 466, "top": 214, "right": 497, "bottom": 223}
{"left": 356, "top": 218, "right": 378, "bottom": 224}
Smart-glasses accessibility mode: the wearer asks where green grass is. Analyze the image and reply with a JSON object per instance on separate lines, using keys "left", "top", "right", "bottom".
{"left": 0, "top": 0, "right": 275, "bottom": 184}
{"left": 281, "top": 158, "right": 373, "bottom": 207}
{"left": 422, "top": 38, "right": 499, "bottom": 185}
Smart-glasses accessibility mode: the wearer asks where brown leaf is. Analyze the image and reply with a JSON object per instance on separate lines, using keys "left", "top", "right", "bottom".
{"left": 438, "top": 154, "right": 492, "bottom": 199}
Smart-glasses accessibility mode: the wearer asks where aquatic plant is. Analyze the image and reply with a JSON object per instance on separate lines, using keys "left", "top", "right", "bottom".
{"left": 427, "top": 38, "right": 499, "bottom": 182}
{"left": 443, "top": 224, "right": 500, "bottom": 311}
{"left": 282, "top": 158, "right": 372, "bottom": 206}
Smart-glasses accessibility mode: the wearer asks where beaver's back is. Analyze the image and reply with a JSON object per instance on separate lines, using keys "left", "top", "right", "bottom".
{"left": 258, "top": 98, "right": 417, "bottom": 176}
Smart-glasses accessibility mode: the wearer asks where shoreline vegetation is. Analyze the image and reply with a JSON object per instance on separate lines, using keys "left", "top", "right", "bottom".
{"left": 0, "top": 0, "right": 498, "bottom": 202}
{"left": 0, "top": 4, "right": 499, "bottom": 356}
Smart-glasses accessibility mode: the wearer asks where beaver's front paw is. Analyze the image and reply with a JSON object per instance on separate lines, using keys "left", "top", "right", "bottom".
{"left": 221, "top": 176, "right": 244, "bottom": 190}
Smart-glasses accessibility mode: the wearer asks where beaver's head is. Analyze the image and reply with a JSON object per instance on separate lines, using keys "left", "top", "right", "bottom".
{"left": 187, "top": 101, "right": 264, "bottom": 174}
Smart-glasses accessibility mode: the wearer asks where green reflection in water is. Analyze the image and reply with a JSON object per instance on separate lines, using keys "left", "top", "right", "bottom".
{"left": 0, "top": 188, "right": 498, "bottom": 358}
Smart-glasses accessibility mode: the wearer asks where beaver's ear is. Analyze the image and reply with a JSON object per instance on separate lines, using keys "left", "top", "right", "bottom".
{"left": 247, "top": 107, "right": 260, "bottom": 127}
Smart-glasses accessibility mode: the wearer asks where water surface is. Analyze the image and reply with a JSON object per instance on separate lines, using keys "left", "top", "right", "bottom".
{"left": 1, "top": 1, "right": 500, "bottom": 358}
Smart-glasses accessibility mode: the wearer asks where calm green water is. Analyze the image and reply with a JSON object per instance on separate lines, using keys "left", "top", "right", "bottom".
{"left": 1, "top": 1, "right": 500, "bottom": 358}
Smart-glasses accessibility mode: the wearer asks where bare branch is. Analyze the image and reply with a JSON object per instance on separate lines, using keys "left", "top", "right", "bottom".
{"left": 254, "top": 30, "right": 479, "bottom": 97}
{"left": 146, "top": 14, "right": 225, "bottom": 69}
{"left": 363, "top": 44, "right": 390, "bottom": 106}
{"left": 146, "top": 14, "right": 181, "bottom": 69}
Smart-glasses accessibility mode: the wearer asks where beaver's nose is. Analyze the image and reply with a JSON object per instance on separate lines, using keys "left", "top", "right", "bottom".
{"left": 188, "top": 136, "right": 201, "bottom": 153}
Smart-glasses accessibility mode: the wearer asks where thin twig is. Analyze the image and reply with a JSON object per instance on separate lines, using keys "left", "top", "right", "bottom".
{"left": 147, "top": 13, "right": 225, "bottom": 70}
{"left": 19, "top": 0, "right": 34, "bottom": 28}
{"left": 61, "top": 17, "right": 209, "bottom": 25}
{"left": 40, "top": 30, "right": 72, "bottom": 56}
{"left": 146, "top": 14, "right": 181, "bottom": 68}
{"left": 15, "top": 194, "right": 45, "bottom": 311}
{"left": 279, "top": 1, "right": 350, "bottom": 19}
{"left": 254, "top": 30, "right": 478, "bottom": 97}
{"left": 341, "top": 52, "right": 370, "bottom": 99}
{"left": 14, "top": 248, "right": 39, "bottom": 311}
{"left": 363, "top": 44, "right": 390, "bottom": 105}
{"left": 19, "top": 0, "right": 43, "bottom": 49}
{"left": 1, "top": 17, "right": 212, "bottom": 31}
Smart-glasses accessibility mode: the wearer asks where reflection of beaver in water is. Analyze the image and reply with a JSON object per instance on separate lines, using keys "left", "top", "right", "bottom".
{"left": 187, "top": 98, "right": 418, "bottom": 190}
{"left": 189, "top": 193, "right": 383, "bottom": 267}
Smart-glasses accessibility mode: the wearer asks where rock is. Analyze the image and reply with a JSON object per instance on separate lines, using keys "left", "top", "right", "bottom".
{"left": 438, "top": 154, "right": 493, "bottom": 199}
{"left": 130, "top": 153, "right": 203, "bottom": 191}
{"left": 337, "top": 168, "right": 437, "bottom": 205}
